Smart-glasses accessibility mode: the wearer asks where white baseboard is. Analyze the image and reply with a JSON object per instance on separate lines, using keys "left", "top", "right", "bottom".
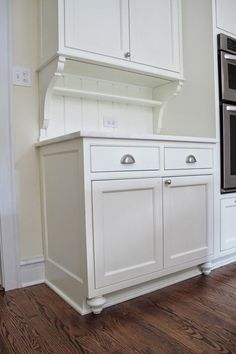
{"left": 212, "top": 253, "right": 236, "bottom": 271}
{"left": 20, "top": 256, "right": 45, "bottom": 287}
{"left": 45, "top": 280, "right": 89, "bottom": 315}
{"left": 104, "top": 266, "right": 202, "bottom": 311}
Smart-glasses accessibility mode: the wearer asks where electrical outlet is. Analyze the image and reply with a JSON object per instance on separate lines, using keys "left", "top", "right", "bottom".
{"left": 103, "top": 117, "right": 118, "bottom": 128}
{"left": 13, "top": 66, "right": 32, "bottom": 87}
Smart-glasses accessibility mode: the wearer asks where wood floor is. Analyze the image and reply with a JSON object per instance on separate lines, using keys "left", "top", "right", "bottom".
{"left": 0, "top": 264, "right": 236, "bottom": 353}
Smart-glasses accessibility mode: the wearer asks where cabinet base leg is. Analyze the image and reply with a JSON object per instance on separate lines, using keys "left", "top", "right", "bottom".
{"left": 87, "top": 296, "right": 106, "bottom": 314}
{"left": 201, "top": 262, "right": 212, "bottom": 275}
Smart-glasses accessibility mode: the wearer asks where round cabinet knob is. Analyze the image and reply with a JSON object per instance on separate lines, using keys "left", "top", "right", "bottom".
{"left": 165, "top": 179, "right": 172, "bottom": 185}
{"left": 124, "top": 52, "right": 131, "bottom": 58}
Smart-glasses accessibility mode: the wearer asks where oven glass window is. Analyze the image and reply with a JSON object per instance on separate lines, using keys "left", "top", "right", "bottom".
{"left": 228, "top": 64, "right": 236, "bottom": 90}
{"left": 230, "top": 114, "right": 236, "bottom": 175}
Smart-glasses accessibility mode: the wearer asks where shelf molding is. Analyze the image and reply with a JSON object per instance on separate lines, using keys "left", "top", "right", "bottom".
{"left": 53, "top": 87, "right": 162, "bottom": 107}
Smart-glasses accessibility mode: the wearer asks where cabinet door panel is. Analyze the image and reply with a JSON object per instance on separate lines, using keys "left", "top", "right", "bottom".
{"left": 221, "top": 198, "right": 236, "bottom": 251}
{"left": 164, "top": 175, "right": 213, "bottom": 268}
{"left": 216, "top": 0, "right": 236, "bottom": 36}
{"left": 64, "top": 0, "right": 129, "bottom": 59}
{"left": 92, "top": 178, "right": 163, "bottom": 288}
{"left": 129, "top": 0, "right": 180, "bottom": 72}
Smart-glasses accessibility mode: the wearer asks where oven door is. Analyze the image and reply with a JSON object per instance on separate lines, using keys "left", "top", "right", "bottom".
{"left": 220, "top": 51, "right": 236, "bottom": 102}
{"left": 222, "top": 104, "right": 236, "bottom": 191}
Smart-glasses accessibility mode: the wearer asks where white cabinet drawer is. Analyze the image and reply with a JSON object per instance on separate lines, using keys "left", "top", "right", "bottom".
{"left": 164, "top": 148, "right": 213, "bottom": 170}
{"left": 90, "top": 145, "right": 160, "bottom": 172}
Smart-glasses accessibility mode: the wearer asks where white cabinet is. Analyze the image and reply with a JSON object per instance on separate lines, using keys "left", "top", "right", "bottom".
{"left": 39, "top": 0, "right": 182, "bottom": 77}
{"left": 216, "top": 0, "right": 236, "bottom": 36}
{"left": 163, "top": 175, "right": 213, "bottom": 267}
{"left": 129, "top": 0, "right": 180, "bottom": 71}
{"left": 64, "top": 0, "right": 129, "bottom": 59}
{"left": 39, "top": 137, "right": 215, "bottom": 314}
{"left": 221, "top": 198, "right": 236, "bottom": 251}
{"left": 92, "top": 178, "right": 163, "bottom": 288}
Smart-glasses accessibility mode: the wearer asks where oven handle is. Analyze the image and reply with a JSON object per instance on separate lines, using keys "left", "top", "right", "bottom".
{"left": 226, "top": 105, "right": 236, "bottom": 112}
{"left": 224, "top": 53, "right": 236, "bottom": 61}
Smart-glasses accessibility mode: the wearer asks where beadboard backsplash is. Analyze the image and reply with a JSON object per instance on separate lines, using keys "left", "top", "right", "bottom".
{"left": 46, "top": 75, "right": 155, "bottom": 138}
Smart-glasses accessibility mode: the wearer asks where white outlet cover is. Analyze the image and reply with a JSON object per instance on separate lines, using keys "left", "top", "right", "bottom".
{"left": 13, "top": 66, "right": 32, "bottom": 87}
{"left": 103, "top": 116, "right": 118, "bottom": 128}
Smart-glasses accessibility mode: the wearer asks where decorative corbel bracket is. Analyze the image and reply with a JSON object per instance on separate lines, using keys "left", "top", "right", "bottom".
{"left": 38, "top": 56, "right": 66, "bottom": 140}
{"left": 153, "top": 80, "right": 184, "bottom": 133}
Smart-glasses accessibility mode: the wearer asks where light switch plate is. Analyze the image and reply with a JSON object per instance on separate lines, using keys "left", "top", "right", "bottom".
{"left": 13, "top": 66, "right": 32, "bottom": 87}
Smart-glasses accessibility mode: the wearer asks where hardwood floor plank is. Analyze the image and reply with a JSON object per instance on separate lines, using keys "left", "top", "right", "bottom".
{"left": 0, "top": 263, "right": 235, "bottom": 353}
{"left": 209, "top": 263, "right": 236, "bottom": 290}
{"left": 149, "top": 289, "right": 236, "bottom": 352}
{"left": 170, "top": 277, "right": 236, "bottom": 323}
{"left": 127, "top": 297, "right": 225, "bottom": 354}
{"left": 0, "top": 294, "right": 55, "bottom": 353}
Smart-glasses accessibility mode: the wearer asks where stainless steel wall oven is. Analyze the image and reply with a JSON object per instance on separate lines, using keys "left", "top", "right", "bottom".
{"left": 218, "top": 34, "right": 236, "bottom": 192}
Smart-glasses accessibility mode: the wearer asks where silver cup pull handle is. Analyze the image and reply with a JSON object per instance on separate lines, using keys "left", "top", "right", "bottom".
{"left": 120, "top": 154, "right": 136, "bottom": 165}
{"left": 186, "top": 155, "right": 197, "bottom": 164}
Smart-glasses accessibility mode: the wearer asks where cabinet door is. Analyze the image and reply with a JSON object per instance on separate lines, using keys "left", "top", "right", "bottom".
{"left": 216, "top": 0, "right": 236, "bottom": 36}
{"left": 92, "top": 178, "right": 163, "bottom": 288}
{"left": 64, "top": 0, "right": 129, "bottom": 59}
{"left": 129, "top": 0, "right": 180, "bottom": 72}
{"left": 163, "top": 175, "right": 213, "bottom": 268}
{"left": 221, "top": 198, "right": 236, "bottom": 251}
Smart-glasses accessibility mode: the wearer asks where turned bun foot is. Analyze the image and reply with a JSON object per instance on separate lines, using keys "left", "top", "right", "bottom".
{"left": 87, "top": 296, "right": 106, "bottom": 314}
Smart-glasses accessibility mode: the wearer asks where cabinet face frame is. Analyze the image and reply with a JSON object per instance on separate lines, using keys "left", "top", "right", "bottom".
{"left": 92, "top": 177, "right": 163, "bottom": 288}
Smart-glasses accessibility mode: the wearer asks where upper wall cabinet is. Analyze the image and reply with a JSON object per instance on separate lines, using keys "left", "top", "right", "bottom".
{"left": 39, "top": 0, "right": 183, "bottom": 79}
{"left": 64, "top": 0, "right": 130, "bottom": 60}
{"left": 129, "top": 0, "right": 180, "bottom": 72}
{"left": 216, "top": 0, "right": 236, "bottom": 36}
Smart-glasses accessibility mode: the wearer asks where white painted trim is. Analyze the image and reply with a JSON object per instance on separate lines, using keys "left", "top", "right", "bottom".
{"left": 45, "top": 280, "right": 88, "bottom": 315}
{"left": 45, "top": 266, "right": 202, "bottom": 315}
{"left": 36, "top": 130, "right": 218, "bottom": 147}
{"left": 0, "top": 0, "right": 20, "bottom": 290}
{"left": 20, "top": 256, "right": 45, "bottom": 288}
{"left": 104, "top": 267, "right": 202, "bottom": 310}
{"left": 212, "top": 253, "right": 236, "bottom": 271}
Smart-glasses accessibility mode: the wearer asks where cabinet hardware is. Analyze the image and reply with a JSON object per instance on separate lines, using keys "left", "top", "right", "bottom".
{"left": 124, "top": 52, "right": 131, "bottom": 58}
{"left": 120, "top": 154, "right": 136, "bottom": 165}
{"left": 165, "top": 179, "right": 172, "bottom": 185}
{"left": 186, "top": 155, "right": 197, "bottom": 164}
{"left": 226, "top": 105, "right": 236, "bottom": 112}
{"left": 224, "top": 53, "right": 236, "bottom": 61}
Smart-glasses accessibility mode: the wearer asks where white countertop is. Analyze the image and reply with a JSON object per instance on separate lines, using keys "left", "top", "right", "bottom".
{"left": 36, "top": 130, "right": 217, "bottom": 147}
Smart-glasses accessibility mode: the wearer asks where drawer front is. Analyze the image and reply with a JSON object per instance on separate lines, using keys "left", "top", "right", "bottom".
{"left": 164, "top": 147, "right": 213, "bottom": 170}
{"left": 91, "top": 145, "right": 160, "bottom": 172}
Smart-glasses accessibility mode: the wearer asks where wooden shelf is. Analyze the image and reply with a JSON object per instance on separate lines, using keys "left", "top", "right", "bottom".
{"left": 53, "top": 87, "right": 162, "bottom": 107}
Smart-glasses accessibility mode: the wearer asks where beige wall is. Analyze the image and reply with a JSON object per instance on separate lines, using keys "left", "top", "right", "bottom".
{"left": 12, "top": 0, "right": 43, "bottom": 259}
{"left": 160, "top": 0, "right": 216, "bottom": 138}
